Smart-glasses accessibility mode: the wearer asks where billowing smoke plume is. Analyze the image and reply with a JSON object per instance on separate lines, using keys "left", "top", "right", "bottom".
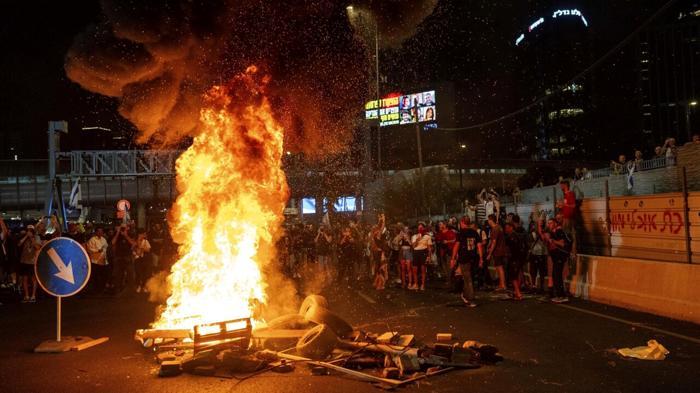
{"left": 66, "top": 1, "right": 436, "bottom": 154}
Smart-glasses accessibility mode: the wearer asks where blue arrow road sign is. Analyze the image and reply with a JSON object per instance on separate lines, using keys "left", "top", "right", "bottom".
{"left": 35, "top": 237, "right": 91, "bottom": 297}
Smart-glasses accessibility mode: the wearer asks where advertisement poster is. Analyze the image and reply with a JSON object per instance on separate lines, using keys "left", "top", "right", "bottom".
{"left": 366, "top": 90, "right": 436, "bottom": 127}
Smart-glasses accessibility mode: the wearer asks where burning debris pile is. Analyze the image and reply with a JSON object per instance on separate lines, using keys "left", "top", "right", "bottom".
{"left": 135, "top": 295, "right": 502, "bottom": 387}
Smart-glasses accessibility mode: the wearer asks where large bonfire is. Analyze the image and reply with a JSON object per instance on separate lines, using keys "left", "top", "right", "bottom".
{"left": 152, "top": 66, "right": 288, "bottom": 330}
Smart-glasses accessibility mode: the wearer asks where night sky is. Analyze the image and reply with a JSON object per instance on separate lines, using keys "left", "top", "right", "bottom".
{"left": 0, "top": 1, "right": 671, "bottom": 160}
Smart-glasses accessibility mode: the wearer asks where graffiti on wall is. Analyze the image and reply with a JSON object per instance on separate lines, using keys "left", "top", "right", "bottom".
{"left": 610, "top": 209, "right": 684, "bottom": 234}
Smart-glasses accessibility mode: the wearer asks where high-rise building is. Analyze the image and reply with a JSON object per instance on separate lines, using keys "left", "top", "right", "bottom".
{"left": 514, "top": 5, "right": 593, "bottom": 160}
{"left": 638, "top": 1, "right": 700, "bottom": 145}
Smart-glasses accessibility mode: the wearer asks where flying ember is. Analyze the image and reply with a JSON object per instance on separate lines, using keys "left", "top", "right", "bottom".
{"left": 151, "top": 66, "right": 288, "bottom": 330}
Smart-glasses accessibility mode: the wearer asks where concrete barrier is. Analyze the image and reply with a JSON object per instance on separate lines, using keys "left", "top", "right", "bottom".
{"left": 570, "top": 254, "right": 700, "bottom": 324}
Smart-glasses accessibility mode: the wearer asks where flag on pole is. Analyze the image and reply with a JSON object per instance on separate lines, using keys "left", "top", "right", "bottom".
{"left": 626, "top": 161, "right": 635, "bottom": 190}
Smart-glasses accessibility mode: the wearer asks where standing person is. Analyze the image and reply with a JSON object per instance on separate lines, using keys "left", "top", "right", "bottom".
{"left": 368, "top": 215, "right": 389, "bottom": 291}
{"left": 558, "top": 181, "right": 576, "bottom": 233}
{"left": 451, "top": 217, "right": 482, "bottom": 307}
{"left": 435, "top": 221, "right": 456, "bottom": 286}
{"left": 18, "top": 225, "right": 42, "bottom": 303}
{"left": 111, "top": 224, "right": 135, "bottom": 295}
{"left": 485, "top": 214, "right": 507, "bottom": 292}
{"left": 472, "top": 221, "right": 491, "bottom": 290}
{"left": 369, "top": 214, "right": 387, "bottom": 280}
{"left": 488, "top": 189, "right": 501, "bottom": 222}
{"left": 654, "top": 146, "right": 664, "bottom": 158}
{"left": 397, "top": 226, "right": 413, "bottom": 289}
{"left": 542, "top": 218, "right": 571, "bottom": 303}
{"left": 315, "top": 225, "right": 332, "bottom": 282}
{"left": 337, "top": 226, "right": 356, "bottom": 286}
{"left": 528, "top": 215, "right": 548, "bottom": 294}
{"left": 133, "top": 231, "right": 152, "bottom": 293}
{"left": 86, "top": 227, "right": 109, "bottom": 295}
{"left": 0, "top": 219, "right": 12, "bottom": 289}
{"left": 148, "top": 222, "right": 166, "bottom": 272}
{"left": 475, "top": 189, "right": 487, "bottom": 226}
{"left": 389, "top": 225, "right": 403, "bottom": 285}
{"left": 505, "top": 218, "right": 528, "bottom": 301}
{"left": 484, "top": 193, "right": 496, "bottom": 221}
{"left": 463, "top": 198, "right": 476, "bottom": 223}
{"left": 410, "top": 222, "right": 432, "bottom": 291}
{"left": 663, "top": 137, "right": 677, "bottom": 166}
{"left": 373, "top": 245, "right": 389, "bottom": 290}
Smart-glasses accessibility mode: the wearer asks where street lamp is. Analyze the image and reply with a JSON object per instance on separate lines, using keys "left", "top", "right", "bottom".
{"left": 347, "top": 5, "right": 381, "bottom": 173}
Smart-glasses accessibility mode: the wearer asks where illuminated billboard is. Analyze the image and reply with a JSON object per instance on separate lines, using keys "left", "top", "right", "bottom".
{"left": 365, "top": 90, "right": 436, "bottom": 127}
{"left": 515, "top": 8, "right": 589, "bottom": 46}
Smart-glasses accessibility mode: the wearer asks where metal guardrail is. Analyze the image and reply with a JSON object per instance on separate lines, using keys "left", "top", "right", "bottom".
{"left": 58, "top": 150, "right": 183, "bottom": 177}
{"left": 586, "top": 156, "right": 672, "bottom": 179}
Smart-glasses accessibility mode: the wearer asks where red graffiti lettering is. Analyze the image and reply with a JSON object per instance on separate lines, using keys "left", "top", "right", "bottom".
{"left": 610, "top": 209, "right": 683, "bottom": 235}
{"left": 610, "top": 212, "right": 625, "bottom": 232}
{"left": 635, "top": 213, "right": 657, "bottom": 232}
{"left": 659, "top": 211, "right": 683, "bottom": 234}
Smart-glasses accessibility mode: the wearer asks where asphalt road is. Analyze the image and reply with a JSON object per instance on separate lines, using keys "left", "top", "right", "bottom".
{"left": 1, "top": 281, "right": 699, "bottom": 393}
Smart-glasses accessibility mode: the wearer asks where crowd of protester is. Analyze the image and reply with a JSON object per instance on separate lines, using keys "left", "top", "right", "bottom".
{"left": 1, "top": 178, "right": 582, "bottom": 307}
{"left": 279, "top": 181, "right": 576, "bottom": 307}
{"left": 0, "top": 216, "right": 175, "bottom": 304}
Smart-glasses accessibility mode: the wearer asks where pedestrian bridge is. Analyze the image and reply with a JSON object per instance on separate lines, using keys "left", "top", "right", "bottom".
{"left": 0, "top": 150, "right": 363, "bottom": 211}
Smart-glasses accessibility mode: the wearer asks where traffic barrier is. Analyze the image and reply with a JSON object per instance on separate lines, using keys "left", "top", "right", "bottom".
{"left": 570, "top": 254, "right": 700, "bottom": 324}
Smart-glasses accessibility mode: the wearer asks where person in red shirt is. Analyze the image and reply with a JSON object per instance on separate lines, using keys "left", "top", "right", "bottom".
{"left": 486, "top": 214, "right": 508, "bottom": 291}
{"left": 435, "top": 221, "right": 456, "bottom": 285}
{"left": 558, "top": 181, "right": 576, "bottom": 230}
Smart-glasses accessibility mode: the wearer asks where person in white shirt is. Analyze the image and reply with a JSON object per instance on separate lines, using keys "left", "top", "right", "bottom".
{"left": 410, "top": 222, "right": 432, "bottom": 291}
{"left": 133, "top": 231, "right": 152, "bottom": 293}
{"left": 18, "top": 225, "right": 42, "bottom": 303}
{"left": 86, "top": 228, "right": 109, "bottom": 294}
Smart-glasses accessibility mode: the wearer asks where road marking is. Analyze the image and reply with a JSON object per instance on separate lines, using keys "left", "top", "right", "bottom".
{"left": 357, "top": 291, "right": 376, "bottom": 304}
{"left": 557, "top": 303, "right": 700, "bottom": 345}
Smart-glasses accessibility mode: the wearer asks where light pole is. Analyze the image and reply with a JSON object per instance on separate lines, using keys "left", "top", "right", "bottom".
{"left": 685, "top": 100, "right": 697, "bottom": 141}
{"left": 347, "top": 5, "right": 381, "bottom": 174}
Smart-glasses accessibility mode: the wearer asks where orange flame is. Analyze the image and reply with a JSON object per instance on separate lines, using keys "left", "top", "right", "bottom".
{"left": 152, "top": 66, "right": 288, "bottom": 329}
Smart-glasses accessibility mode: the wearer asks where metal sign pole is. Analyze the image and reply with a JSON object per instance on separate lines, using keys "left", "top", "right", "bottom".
{"left": 57, "top": 297, "right": 61, "bottom": 342}
{"left": 34, "top": 237, "right": 107, "bottom": 353}
{"left": 415, "top": 123, "right": 425, "bottom": 215}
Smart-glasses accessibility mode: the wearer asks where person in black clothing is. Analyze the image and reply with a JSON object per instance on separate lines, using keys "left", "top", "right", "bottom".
{"left": 505, "top": 217, "right": 529, "bottom": 301}
{"left": 542, "top": 218, "right": 571, "bottom": 303}
{"left": 111, "top": 224, "right": 135, "bottom": 295}
{"left": 451, "top": 217, "right": 482, "bottom": 307}
{"left": 148, "top": 222, "right": 166, "bottom": 272}
{"left": 337, "top": 226, "right": 356, "bottom": 285}
{"left": 528, "top": 216, "right": 549, "bottom": 294}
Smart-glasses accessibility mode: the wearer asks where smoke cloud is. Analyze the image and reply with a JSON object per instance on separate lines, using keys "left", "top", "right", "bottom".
{"left": 66, "top": 1, "right": 436, "bottom": 154}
